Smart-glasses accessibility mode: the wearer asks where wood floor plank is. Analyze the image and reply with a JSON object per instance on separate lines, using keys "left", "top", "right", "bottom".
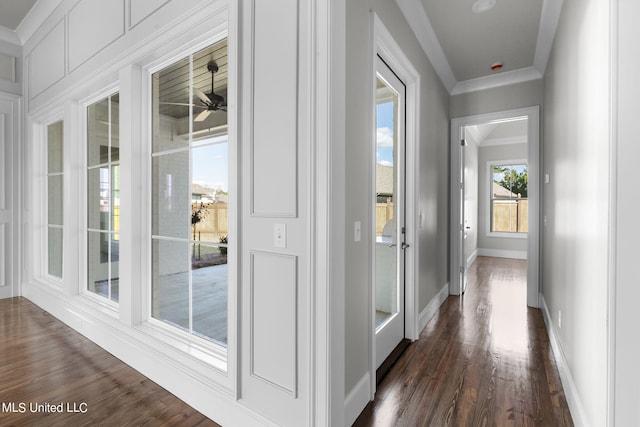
{"left": 0, "top": 297, "right": 219, "bottom": 426}
{"left": 354, "top": 256, "right": 574, "bottom": 427}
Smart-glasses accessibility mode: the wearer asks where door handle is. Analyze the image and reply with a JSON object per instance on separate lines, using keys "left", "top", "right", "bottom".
{"left": 388, "top": 243, "right": 397, "bottom": 248}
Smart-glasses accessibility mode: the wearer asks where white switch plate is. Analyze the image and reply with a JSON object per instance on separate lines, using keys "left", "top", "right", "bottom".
{"left": 274, "top": 224, "right": 286, "bottom": 248}
{"left": 544, "top": 173, "right": 550, "bottom": 184}
{"left": 354, "top": 221, "right": 361, "bottom": 242}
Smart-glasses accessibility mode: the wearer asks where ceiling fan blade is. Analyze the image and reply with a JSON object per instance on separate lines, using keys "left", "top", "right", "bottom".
{"left": 194, "top": 88, "right": 211, "bottom": 105}
{"left": 218, "top": 105, "right": 228, "bottom": 112}
{"left": 194, "top": 109, "right": 212, "bottom": 122}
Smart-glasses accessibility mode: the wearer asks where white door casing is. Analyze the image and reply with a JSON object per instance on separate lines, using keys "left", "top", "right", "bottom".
{"left": 0, "top": 93, "right": 20, "bottom": 298}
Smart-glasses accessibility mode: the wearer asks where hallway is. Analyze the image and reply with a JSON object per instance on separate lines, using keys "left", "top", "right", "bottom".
{"left": 354, "top": 257, "right": 573, "bottom": 426}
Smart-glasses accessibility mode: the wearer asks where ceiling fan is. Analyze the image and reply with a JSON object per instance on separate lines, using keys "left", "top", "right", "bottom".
{"left": 193, "top": 60, "right": 227, "bottom": 122}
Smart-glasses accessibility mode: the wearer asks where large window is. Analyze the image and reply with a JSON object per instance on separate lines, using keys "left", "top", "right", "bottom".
{"left": 151, "top": 39, "right": 229, "bottom": 345}
{"left": 490, "top": 163, "right": 528, "bottom": 233}
{"left": 87, "top": 93, "right": 120, "bottom": 302}
{"left": 47, "top": 121, "right": 64, "bottom": 278}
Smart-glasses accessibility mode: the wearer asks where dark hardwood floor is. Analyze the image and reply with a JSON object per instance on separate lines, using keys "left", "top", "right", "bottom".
{"left": 355, "top": 256, "right": 573, "bottom": 426}
{"left": 0, "top": 297, "right": 219, "bottom": 427}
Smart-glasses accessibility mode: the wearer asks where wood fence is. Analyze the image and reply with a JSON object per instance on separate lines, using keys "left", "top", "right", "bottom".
{"left": 492, "top": 199, "right": 528, "bottom": 233}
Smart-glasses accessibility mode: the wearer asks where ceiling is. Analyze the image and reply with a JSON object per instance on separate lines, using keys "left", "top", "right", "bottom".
{"left": 398, "top": 0, "right": 563, "bottom": 95}
{"left": 466, "top": 118, "right": 528, "bottom": 147}
{"left": 0, "top": 0, "right": 562, "bottom": 98}
{"left": 0, "top": 0, "right": 37, "bottom": 31}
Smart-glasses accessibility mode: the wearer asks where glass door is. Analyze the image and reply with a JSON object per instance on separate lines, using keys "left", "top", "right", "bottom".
{"left": 374, "top": 56, "right": 406, "bottom": 368}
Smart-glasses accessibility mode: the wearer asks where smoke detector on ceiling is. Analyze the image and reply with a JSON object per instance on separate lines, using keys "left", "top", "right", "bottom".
{"left": 472, "top": 0, "right": 497, "bottom": 14}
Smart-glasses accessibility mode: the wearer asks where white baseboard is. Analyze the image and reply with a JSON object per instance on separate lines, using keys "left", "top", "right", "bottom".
{"left": 477, "top": 248, "right": 527, "bottom": 260}
{"left": 540, "top": 295, "right": 588, "bottom": 427}
{"left": 344, "top": 373, "right": 372, "bottom": 427}
{"left": 466, "top": 249, "right": 478, "bottom": 269}
{"left": 419, "top": 283, "right": 449, "bottom": 334}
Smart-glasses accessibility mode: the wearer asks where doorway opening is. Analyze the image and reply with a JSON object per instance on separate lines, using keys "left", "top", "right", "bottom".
{"left": 450, "top": 107, "right": 540, "bottom": 307}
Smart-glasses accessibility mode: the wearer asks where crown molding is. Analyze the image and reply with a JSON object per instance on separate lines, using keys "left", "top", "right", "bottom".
{"left": 15, "top": 0, "right": 64, "bottom": 45}
{"left": 397, "top": 0, "right": 561, "bottom": 95}
{"left": 396, "top": 0, "right": 456, "bottom": 93}
{"left": 451, "top": 66, "right": 543, "bottom": 95}
{"left": 533, "top": 0, "right": 564, "bottom": 74}
{"left": 0, "top": 26, "right": 21, "bottom": 45}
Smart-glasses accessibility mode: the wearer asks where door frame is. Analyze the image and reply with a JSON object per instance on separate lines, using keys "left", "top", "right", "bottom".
{"left": 369, "top": 12, "right": 420, "bottom": 397}
{"left": 450, "top": 106, "right": 540, "bottom": 307}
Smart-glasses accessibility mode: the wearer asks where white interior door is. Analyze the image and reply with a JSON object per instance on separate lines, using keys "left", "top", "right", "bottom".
{"left": 374, "top": 56, "right": 406, "bottom": 368}
{"left": 0, "top": 94, "right": 18, "bottom": 298}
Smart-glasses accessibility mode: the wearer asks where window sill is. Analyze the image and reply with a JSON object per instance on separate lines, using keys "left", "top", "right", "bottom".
{"left": 487, "top": 232, "right": 528, "bottom": 239}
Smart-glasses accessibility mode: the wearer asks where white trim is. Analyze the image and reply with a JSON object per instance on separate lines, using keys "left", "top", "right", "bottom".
{"left": 480, "top": 135, "right": 528, "bottom": 147}
{"left": 16, "top": 0, "right": 64, "bottom": 45}
{"left": 371, "top": 13, "right": 421, "bottom": 400}
{"left": 310, "top": 0, "right": 347, "bottom": 424}
{"left": 344, "top": 373, "right": 372, "bottom": 427}
{"left": 466, "top": 249, "right": 478, "bottom": 269}
{"left": 419, "top": 283, "right": 449, "bottom": 333}
{"left": 395, "top": 0, "right": 456, "bottom": 93}
{"left": 541, "top": 295, "right": 588, "bottom": 427}
{"left": 451, "top": 67, "right": 543, "bottom": 96}
{"left": 533, "top": 0, "right": 565, "bottom": 74}
{"left": 451, "top": 107, "right": 540, "bottom": 307}
{"left": 0, "top": 27, "right": 20, "bottom": 45}
{"left": 397, "top": 0, "right": 562, "bottom": 95}
{"left": 477, "top": 248, "right": 527, "bottom": 260}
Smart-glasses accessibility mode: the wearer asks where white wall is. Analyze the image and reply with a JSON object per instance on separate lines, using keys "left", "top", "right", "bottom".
{"left": 19, "top": 0, "right": 338, "bottom": 425}
{"left": 477, "top": 143, "right": 528, "bottom": 256}
{"left": 0, "top": 39, "right": 21, "bottom": 96}
{"left": 344, "top": 0, "right": 449, "bottom": 416}
{"left": 542, "top": 0, "right": 610, "bottom": 424}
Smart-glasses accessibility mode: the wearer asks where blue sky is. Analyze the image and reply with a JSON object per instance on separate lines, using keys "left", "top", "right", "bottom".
{"left": 192, "top": 136, "right": 228, "bottom": 192}
{"left": 376, "top": 101, "right": 394, "bottom": 167}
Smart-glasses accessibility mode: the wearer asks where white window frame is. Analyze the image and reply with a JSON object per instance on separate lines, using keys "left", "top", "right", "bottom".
{"left": 138, "top": 24, "right": 235, "bottom": 371}
{"left": 80, "top": 84, "right": 121, "bottom": 312}
{"left": 34, "top": 114, "right": 66, "bottom": 288}
{"left": 486, "top": 158, "right": 528, "bottom": 239}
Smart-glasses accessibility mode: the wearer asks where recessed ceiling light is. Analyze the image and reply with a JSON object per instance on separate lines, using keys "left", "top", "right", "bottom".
{"left": 472, "top": 0, "right": 497, "bottom": 14}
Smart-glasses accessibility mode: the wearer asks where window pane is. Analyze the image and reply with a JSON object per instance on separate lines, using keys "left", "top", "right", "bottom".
{"left": 48, "top": 175, "right": 63, "bottom": 226}
{"left": 88, "top": 231, "right": 110, "bottom": 295}
{"left": 192, "top": 243, "right": 227, "bottom": 344}
{"left": 152, "top": 56, "right": 190, "bottom": 153}
{"left": 87, "top": 167, "right": 110, "bottom": 230}
{"left": 491, "top": 163, "right": 528, "bottom": 233}
{"left": 192, "top": 141, "right": 228, "bottom": 240}
{"left": 110, "top": 94, "right": 120, "bottom": 162}
{"left": 87, "top": 98, "right": 110, "bottom": 167}
{"left": 47, "top": 121, "right": 63, "bottom": 173}
{"left": 152, "top": 151, "right": 190, "bottom": 239}
{"left": 152, "top": 239, "right": 190, "bottom": 331}
{"left": 48, "top": 227, "right": 63, "bottom": 278}
{"left": 112, "top": 165, "right": 120, "bottom": 239}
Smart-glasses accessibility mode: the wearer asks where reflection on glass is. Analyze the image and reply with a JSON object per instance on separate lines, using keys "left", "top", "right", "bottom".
{"left": 151, "top": 39, "right": 229, "bottom": 346}
{"left": 152, "top": 151, "right": 190, "bottom": 239}
{"left": 48, "top": 175, "right": 63, "bottom": 226}
{"left": 152, "top": 239, "right": 190, "bottom": 331}
{"left": 87, "top": 93, "right": 120, "bottom": 302}
{"left": 48, "top": 227, "right": 63, "bottom": 278}
{"left": 375, "top": 76, "right": 399, "bottom": 330}
{"left": 47, "top": 121, "right": 63, "bottom": 173}
{"left": 192, "top": 243, "right": 227, "bottom": 343}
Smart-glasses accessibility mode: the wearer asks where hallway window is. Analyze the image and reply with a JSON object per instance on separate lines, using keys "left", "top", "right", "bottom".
{"left": 87, "top": 93, "right": 120, "bottom": 302}
{"left": 151, "top": 39, "right": 229, "bottom": 346}
{"left": 490, "top": 163, "right": 528, "bottom": 233}
{"left": 47, "top": 121, "right": 64, "bottom": 278}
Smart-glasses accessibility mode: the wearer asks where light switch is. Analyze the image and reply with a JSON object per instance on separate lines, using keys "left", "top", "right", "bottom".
{"left": 544, "top": 173, "right": 550, "bottom": 184}
{"left": 354, "top": 221, "right": 361, "bottom": 242}
{"left": 274, "top": 223, "right": 286, "bottom": 248}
